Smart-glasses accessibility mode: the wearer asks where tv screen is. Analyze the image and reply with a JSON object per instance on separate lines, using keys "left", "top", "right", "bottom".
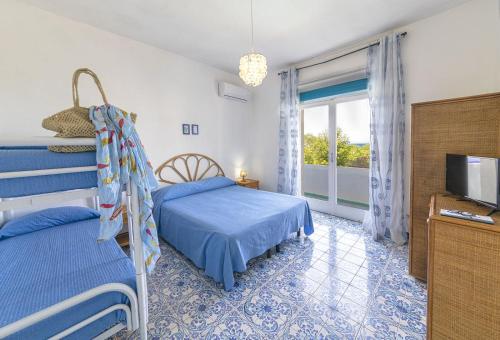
{"left": 446, "top": 154, "right": 500, "bottom": 208}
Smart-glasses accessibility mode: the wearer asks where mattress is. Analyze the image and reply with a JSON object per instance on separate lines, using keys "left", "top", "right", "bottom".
{"left": 0, "top": 218, "right": 136, "bottom": 339}
{"left": 153, "top": 182, "right": 313, "bottom": 290}
{"left": 0, "top": 147, "right": 97, "bottom": 198}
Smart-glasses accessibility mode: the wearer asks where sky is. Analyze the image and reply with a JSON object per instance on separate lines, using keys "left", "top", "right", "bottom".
{"left": 303, "top": 98, "right": 370, "bottom": 144}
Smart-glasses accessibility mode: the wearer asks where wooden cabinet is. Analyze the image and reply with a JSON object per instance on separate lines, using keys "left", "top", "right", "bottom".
{"left": 115, "top": 205, "right": 129, "bottom": 247}
{"left": 236, "top": 178, "right": 259, "bottom": 189}
{"left": 410, "top": 93, "right": 500, "bottom": 280}
{"left": 427, "top": 193, "right": 500, "bottom": 339}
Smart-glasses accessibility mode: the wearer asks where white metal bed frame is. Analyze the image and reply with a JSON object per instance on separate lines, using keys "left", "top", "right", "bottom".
{"left": 0, "top": 137, "right": 148, "bottom": 340}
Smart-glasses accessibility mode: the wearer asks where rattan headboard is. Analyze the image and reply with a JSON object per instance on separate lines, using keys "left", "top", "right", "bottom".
{"left": 155, "top": 153, "right": 225, "bottom": 184}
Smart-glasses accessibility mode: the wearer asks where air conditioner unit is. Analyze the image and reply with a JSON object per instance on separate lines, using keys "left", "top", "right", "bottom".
{"left": 218, "top": 82, "right": 251, "bottom": 103}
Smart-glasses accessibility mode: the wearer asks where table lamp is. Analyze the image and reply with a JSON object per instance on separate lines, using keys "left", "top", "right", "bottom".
{"left": 240, "top": 169, "right": 248, "bottom": 181}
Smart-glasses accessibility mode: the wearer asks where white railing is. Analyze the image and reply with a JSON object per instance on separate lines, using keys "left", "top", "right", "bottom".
{"left": 302, "top": 164, "right": 369, "bottom": 205}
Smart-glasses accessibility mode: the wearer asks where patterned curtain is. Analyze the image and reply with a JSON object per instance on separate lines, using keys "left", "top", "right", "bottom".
{"left": 363, "top": 33, "right": 407, "bottom": 245}
{"left": 277, "top": 68, "right": 300, "bottom": 196}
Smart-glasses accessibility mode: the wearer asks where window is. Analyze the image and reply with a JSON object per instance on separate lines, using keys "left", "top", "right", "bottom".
{"left": 300, "top": 79, "right": 370, "bottom": 219}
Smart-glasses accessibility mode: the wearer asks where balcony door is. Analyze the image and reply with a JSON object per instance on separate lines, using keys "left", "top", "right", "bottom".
{"left": 300, "top": 93, "right": 370, "bottom": 221}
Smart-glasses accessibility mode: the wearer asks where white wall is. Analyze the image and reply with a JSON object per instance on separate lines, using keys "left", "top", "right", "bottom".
{"left": 0, "top": 1, "right": 252, "bottom": 179}
{"left": 251, "top": 0, "right": 500, "bottom": 209}
{"left": 250, "top": 73, "right": 281, "bottom": 189}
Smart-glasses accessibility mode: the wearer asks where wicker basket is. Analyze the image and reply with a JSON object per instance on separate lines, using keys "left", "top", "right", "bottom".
{"left": 42, "top": 68, "right": 135, "bottom": 152}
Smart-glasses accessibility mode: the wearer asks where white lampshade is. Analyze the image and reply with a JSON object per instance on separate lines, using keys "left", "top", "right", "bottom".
{"left": 239, "top": 53, "right": 268, "bottom": 87}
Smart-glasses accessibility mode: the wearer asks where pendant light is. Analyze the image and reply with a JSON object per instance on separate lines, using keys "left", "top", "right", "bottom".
{"left": 239, "top": 0, "right": 267, "bottom": 87}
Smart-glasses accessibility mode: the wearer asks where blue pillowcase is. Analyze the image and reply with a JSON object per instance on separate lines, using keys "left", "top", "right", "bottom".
{"left": 152, "top": 176, "right": 235, "bottom": 203}
{"left": 0, "top": 206, "right": 100, "bottom": 240}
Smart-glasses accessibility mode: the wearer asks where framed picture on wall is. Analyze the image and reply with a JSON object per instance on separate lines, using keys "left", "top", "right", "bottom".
{"left": 191, "top": 124, "right": 199, "bottom": 135}
{"left": 182, "top": 124, "right": 190, "bottom": 135}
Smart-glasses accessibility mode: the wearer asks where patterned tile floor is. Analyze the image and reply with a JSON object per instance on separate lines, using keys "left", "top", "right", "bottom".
{"left": 117, "top": 212, "right": 427, "bottom": 339}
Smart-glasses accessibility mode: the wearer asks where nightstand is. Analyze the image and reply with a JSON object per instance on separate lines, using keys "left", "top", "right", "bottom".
{"left": 236, "top": 178, "right": 259, "bottom": 189}
{"left": 115, "top": 205, "right": 129, "bottom": 248}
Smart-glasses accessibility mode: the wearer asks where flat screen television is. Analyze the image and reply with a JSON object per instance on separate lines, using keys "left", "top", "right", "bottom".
{"left": 446, "top": 154, "right": 500, "bottom": 210}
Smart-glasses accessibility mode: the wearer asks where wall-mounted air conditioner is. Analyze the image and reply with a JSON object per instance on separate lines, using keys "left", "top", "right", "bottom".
{"left": 218, "top": 82, "right": 251, "bottom": 103}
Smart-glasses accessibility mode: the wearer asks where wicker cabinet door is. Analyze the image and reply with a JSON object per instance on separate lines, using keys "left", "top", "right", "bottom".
{"left": 428, "top": 220, "right": 500, "bottom": 339}
{"left": 410, "top": 93, "right": 500, "bottom": 280}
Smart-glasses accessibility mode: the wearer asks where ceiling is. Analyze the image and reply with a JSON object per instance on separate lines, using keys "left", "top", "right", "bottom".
{"left": 20, "top": 0, "right": 468, "bottom": 73}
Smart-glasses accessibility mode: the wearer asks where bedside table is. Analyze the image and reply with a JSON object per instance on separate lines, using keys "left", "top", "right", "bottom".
{"left": 236, "top": 178, "right": 259, "bottom": 189}
{"left": 115, "top": 205, "right": 129, "bottom": 248}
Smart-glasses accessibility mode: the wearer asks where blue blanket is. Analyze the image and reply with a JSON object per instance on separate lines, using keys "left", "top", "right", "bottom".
{"left": 0, "top": 218, "right": 136, "bottom": 339}
{"left": 152, "top": 177, "right": 313, "bottom": 290}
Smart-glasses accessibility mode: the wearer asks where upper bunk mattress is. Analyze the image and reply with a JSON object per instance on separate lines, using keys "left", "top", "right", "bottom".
{"left": 0, "top": 217, "right": 136, "bottom": 339}
{"left": 0, "top": 147, "right": 97, "bottom": 198}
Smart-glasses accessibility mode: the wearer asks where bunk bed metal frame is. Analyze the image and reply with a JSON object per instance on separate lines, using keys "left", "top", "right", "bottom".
{"left": 0, "top": 137, "right": 148, "bottom": 340}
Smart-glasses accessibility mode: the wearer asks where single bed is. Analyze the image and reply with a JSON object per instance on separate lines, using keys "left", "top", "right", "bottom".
{"left": 0, "top": 213, "right": 136, "bottom": 339}
{"left": 153, "top": 153, "right": 314, "bottom": 290}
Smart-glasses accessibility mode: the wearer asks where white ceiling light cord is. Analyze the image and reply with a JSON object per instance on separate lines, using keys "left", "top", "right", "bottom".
{"left": 250, "top": 0, "right": 254, "bottom": 52}
{"left": 239, "top": 0, "right": 268, "bottom": 87}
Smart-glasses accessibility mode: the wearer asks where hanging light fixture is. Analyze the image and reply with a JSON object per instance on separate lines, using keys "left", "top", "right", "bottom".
{"left": 239, "top": 0, "right": 267, "bottom": 87}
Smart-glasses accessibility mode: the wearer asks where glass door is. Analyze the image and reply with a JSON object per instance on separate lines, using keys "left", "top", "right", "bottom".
{"left": 301, "top": 94, "right": 370, "bottom": 221}
{"left": 301, "top": 104, "right": 332, "bottom": 212}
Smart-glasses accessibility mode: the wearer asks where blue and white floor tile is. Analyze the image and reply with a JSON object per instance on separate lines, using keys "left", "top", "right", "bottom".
{"left": 207, "top": 314, "right": 262, "bottom": 340}
{"left": 115, "top": 211, "right": 426, "bottom": 339}
{"left": 240, "top": 286, "right": 297, "bottom": 334}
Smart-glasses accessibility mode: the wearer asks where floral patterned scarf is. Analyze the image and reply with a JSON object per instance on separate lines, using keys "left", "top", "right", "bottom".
{"left": 89, "top": 105, "right": 160, "bottom": 272}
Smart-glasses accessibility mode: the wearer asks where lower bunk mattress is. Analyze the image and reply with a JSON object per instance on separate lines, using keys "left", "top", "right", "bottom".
{"left": 0, "top": 217, "right": 136, "bottom": 339}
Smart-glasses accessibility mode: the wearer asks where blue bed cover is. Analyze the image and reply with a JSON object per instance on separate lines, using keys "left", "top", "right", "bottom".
{"left": 153, "top": 182, "right": 313, "bottom": 290}
{"left": 0, "top": 218, "right": 136, "bottom": 339}
{"left": 0, "top": 147, "right": 97, "bottom": 198}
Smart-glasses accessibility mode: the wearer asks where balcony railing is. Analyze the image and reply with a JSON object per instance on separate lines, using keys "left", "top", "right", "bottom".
{"left": 302, "top": 164, "right": 369, "bottom": 210}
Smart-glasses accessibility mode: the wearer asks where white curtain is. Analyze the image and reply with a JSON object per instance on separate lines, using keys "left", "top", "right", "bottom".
{"left": 277, "top": 68, "right": 300, "bottom": 196}
{"left": 363, "top": 33, "right": 407, "bottom": 245}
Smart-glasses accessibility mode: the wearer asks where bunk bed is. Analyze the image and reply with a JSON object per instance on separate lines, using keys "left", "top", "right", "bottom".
{"left": 0, "top": 137, "right": 148, "bottom": 339}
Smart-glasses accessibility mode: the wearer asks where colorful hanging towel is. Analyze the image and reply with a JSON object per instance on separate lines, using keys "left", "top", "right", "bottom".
{"left": 89, "top": 105, "right": 160, "bottom": 272}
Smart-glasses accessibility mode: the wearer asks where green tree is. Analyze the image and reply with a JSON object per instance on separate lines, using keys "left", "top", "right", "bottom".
{"left": 336, "top": 128, "right": 352, "bottom": 167}
{"left": 303, "top": 128, "right": 370, "bottom": 168}
{"left": 304, "top": 131, "right": 329, "bottom": 165}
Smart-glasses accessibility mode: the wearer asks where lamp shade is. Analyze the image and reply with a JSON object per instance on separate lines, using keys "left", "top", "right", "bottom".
{"left": 239, "top": 53, "right": 267, "bottom": 87}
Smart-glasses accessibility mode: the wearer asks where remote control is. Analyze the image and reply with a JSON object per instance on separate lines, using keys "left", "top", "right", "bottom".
{"left": 440, "top": 209, "right": 494, "bottom": 224}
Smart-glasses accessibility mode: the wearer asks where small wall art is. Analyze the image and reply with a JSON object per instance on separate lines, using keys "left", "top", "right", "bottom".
{"left": 182, "top": 124, "right": 190, "bottom": 135}
{"left": 191, "top": 124, "right": 199, "bottom": 135}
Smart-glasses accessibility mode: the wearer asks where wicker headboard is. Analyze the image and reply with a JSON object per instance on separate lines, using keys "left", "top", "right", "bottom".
{"left": 155, "top": 153, "right": 225, "bottom": 184}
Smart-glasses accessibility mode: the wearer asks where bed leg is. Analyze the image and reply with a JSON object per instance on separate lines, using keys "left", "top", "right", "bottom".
{"left": 266, "top": 249, "right": 272, "bottom": 258}
{"left": 275, "top": 244, "right": 281, "bottom": 253}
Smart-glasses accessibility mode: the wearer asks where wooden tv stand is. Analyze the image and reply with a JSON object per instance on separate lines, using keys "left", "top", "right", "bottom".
{"left": 427, "top": 193, "right": 500, "bottom": 339}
